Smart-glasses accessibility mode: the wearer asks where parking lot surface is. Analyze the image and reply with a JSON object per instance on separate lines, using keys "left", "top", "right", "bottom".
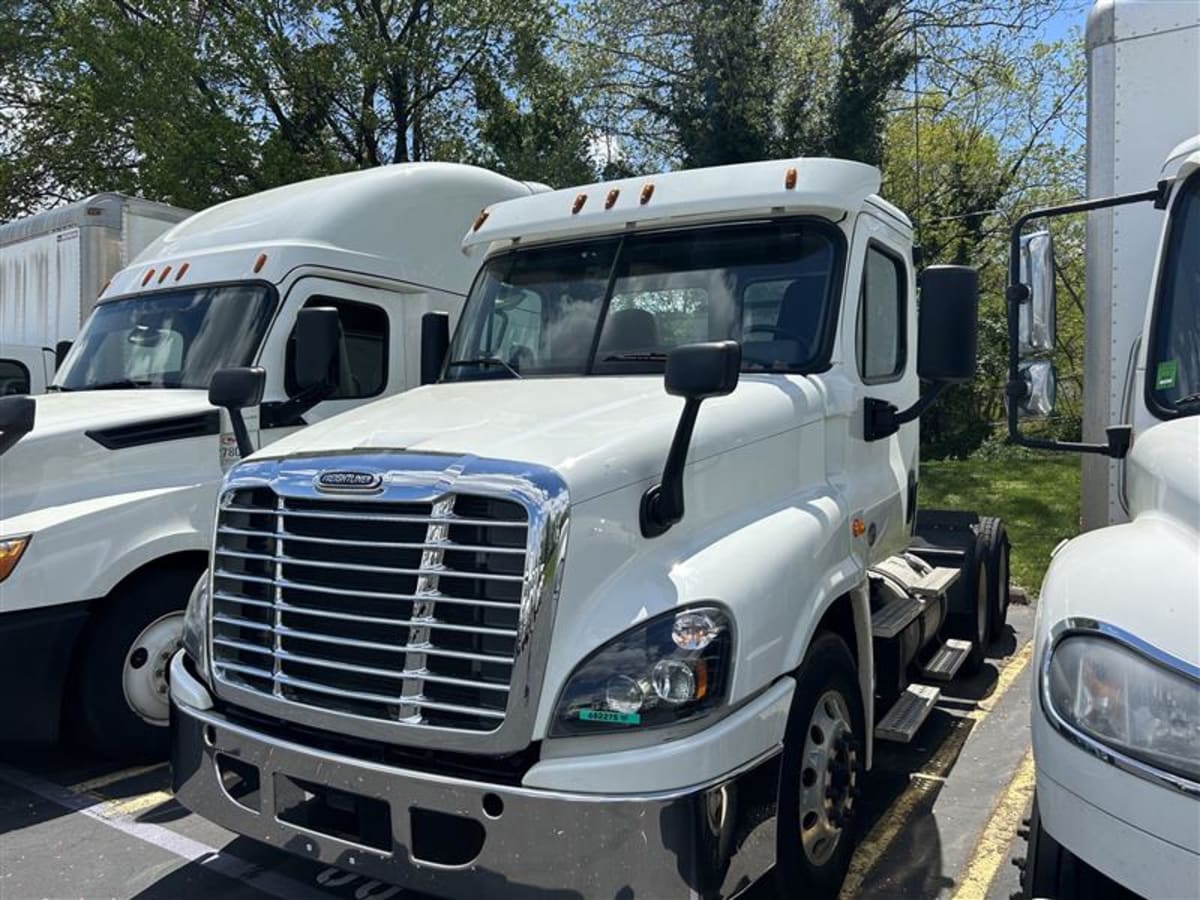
{"left": 0, "top": 604, "right": 1036, "bottom": 900}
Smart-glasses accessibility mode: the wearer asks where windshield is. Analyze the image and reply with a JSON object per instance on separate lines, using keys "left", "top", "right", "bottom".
{"left": 1147, "top": 170, "right": 1200, "bottom": 417}
{"left": 53, "top": 284, "right": 277, "bottom": 391}
{"left": 445, "top": 219, "right": 841, "bottom": 380}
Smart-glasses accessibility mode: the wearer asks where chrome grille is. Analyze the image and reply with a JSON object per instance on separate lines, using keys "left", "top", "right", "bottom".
{"left": 211, "top": 487, "right": 530, "bottom": 733}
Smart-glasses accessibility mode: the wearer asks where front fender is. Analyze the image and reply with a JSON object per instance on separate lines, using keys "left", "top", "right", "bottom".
{"left": 0, "top": 482, "right": 217, "bottom": 613}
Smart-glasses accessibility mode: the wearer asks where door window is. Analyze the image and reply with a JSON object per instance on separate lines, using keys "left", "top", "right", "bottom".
{"left": 286, "top": 297, "right": 389, "bottom": 399}
{"left": 857, "top": 245, "right": 907, "bottom": 383}
{"left": 0, "top": 359, "right": 30, "bottom": 395}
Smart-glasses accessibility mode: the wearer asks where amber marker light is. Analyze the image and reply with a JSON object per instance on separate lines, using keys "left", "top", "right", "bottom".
{"left": 253, "top": 253, "right": 268, "bottom": 273}
{"left": 472, "top": 208, "right": 490, "bottom": 231}
{"left": 852, "top": 518, "right": 866, "bottom": 538}
{"left": 175, "top": 262, "right": 190, "bottom": 281}
{"left": 0, "top": 536, "right": 30, "bottom": 583}
{"left": 141, "top": 269, "right": 156, "bottom": 286}
{"left": 572, "top": 193, "right": 588, "bottom": 214}
{"left": 157, "top": 265, "right": 172, "bottom": 283}
{"left": 640, "top": 182, "right": 655, "bottom": 204}
{"left": 785, "top": 167, "right": 798, "bottom": 190}
{"left": 98, "top": 279, "right": 111, "bottom": 296}
{"left": 605, "top": 188, "right": 620, "bottom": 209}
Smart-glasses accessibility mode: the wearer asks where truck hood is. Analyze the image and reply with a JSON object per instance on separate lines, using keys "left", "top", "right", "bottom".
{"left": 255, "top": 376, "right": 827, "bottom": 504}
{"left": 1, "top": 390, "right": 220, "bottom": 521}
{"left": 1125, "top": 416, "right": 1200, "bottom": 528}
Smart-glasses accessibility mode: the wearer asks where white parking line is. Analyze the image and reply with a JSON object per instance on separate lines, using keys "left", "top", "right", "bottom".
{"left": 0, "top": 761, "right": 331, "bottom": 900}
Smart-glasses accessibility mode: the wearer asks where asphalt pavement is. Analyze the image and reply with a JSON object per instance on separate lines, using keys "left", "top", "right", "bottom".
{"left": 0, "top": 604, "right": 1038, "bottom": 900}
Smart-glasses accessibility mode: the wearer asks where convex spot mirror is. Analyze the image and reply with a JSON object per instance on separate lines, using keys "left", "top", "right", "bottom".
{"left": 292, "top": 307, "right": 341, "bottom": 393}
{"left": 209, "top": 367, "right": 266, "bottom": 411}
{"left": 1018, "top": 231, "right": 1056, "bottom": 355}
{"left": 665, "top": 340, "right": 741, "bottom": 399}
{"left": 1015, "top": 360, "right": 1057, "bottom": 418}
{"left": 917, "top": 265, "right": 979, "bottom": 383}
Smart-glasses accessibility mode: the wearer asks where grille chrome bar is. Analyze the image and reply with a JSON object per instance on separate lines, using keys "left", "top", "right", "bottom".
{"left": 226, "top": 506, "right": 527, "bottom": 528}
{"left": 269, "top": 671, "right": 509, "bottom": 720}
{"left": 214, "top": 547, "right": 526, "bottom": 582}
{"left": 273, "top": 649, "right": 511, "bottom": 692}
{"left": 215, "top": 577, "right": 521, "bottom": 611}
{"left": 217, "top": 525, "right": 527, "bottom": 555}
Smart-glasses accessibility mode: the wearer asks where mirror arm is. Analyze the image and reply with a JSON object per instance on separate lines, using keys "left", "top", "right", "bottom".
{"left": 864, "top": 382, "right": 950, "bottom": 442}
{"left": 1005, "top": 184, "right": 1167, "bottom": 461}
{"left": 641, "top": 397, "right": 703, "bottom": 538}
{"left": 260, "top": 382, "right": 336, "bottom": 429}
{"left": 226, "top": 408, "right": 255, "bottom": 459}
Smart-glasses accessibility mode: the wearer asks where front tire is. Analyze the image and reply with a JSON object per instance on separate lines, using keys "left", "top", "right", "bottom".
{"left": 774, "top": 632, "right": 865, "bottom": 900}
{"left": 73, "top": 568, "right": 194, "bottom": 762}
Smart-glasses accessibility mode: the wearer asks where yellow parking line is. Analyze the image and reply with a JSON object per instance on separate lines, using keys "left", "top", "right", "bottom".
{"left": 951, "top": 749, "right": 1036, "bottom": 899}
{"left": 69, "top": 763, "right": 166, "bottom": 795}
{"left": 838, "top": 641, "right": 1033, "bottom": 900}
{"left": 99, "top": 789, "right": 174, "bottom": 818}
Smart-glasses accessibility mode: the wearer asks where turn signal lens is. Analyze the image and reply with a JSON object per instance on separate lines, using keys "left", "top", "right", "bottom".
{"left": 141, "top": 269, "right": 156, "bottom": 286}
{"left": 572, "top": 193, "right": 588, "bottom": 214}
{"left": 785, "top": 167, "right": 798, "bottom": 189}
{"left": 640, "top": 182, "right": 655, "bottom": 204}
{"left": 253, "top": 253, "right": 268, "bottom": 273}
{"left": 0, "top": 536, "right": 30, "bottom": 582}
{"left": 605, "top": 188, "right": 620, "bottom": 209}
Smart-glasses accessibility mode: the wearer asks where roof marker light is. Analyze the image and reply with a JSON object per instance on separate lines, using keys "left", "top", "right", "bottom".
{"left": 175, "top": 262, "right": 189, "bottom": 281}
{"left": 99, "top": 279, "right": 111, "bottom": 296}
{"left": 785, "top": 167, "right": 797, "bottom": 190}
{"left": 572, "top": 193, "right": 588, "bottom": 214}
{"left": 605, "top": 188, "right": 620, "bottom": 209}
{"left": 253, "top": 253, "right": 267, "bottom": 273}
{"left": 158, "top": 265, "right": 172, "bottom": 283}
{"left": 640, "top": 182, "right": 654, "bottom": 205}
{"left": 472, "top": 208, "right": 490, "bottom": 231}
{"left": 141, "top": 269, "right": 156, "bottom": 286}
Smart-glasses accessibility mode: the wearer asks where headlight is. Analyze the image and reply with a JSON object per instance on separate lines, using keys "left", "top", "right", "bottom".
{"left": 181, "top": 571, "right": 211, "bottom": 682}
{"left": 0, "top": 535, "right": 30, "bottom": 582}
{"left": 1045, "top": 634, "right": 1200, "bottom": 784}
{"left": 550, "top": 606, "right": 732, "bottom": 736}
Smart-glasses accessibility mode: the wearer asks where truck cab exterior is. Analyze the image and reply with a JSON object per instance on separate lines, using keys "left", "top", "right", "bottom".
{"left": 171, "top": 158, "right": 1003, "bottom": 898}
{"left": 0, "top": 164, "right": 538, "bottom": 761}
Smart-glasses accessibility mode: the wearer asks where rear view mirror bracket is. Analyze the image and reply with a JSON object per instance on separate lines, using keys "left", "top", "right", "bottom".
{"left": 209, "top": 367, "right": 266, "bottom": 459}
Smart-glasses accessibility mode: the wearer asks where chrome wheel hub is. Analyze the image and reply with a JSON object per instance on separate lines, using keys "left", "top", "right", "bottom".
{"left": 798, "top": 689, "right": 859, "bottom": 866}
{"left": 122, "top": 612, "right": 184, "bottom": 726}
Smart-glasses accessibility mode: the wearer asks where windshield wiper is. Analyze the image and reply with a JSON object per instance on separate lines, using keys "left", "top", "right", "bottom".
{"left": 601, "top": 352, "right": 668, "bottom": 362}
{"left": 445, "top": 357, "right": 522, "bottom": 379}
{"left": 1174, "top": 391, "right": 1200, "bottom": 407}
{"left": 81, "top": 379, "right": 159, "bottom": 391}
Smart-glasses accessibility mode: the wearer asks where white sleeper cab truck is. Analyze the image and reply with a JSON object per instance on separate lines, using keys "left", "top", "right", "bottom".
{"left": 1005, "top": 3, "right": 1200, "bottom": 897}
{"left": 0, "top": 193, "right": 192, "bottom": 393}
{"left": 171, "top": 158, "right": 1012, "bottom": 898}
{"left": 0, "top": 164, "right": 538, "bottom": 762}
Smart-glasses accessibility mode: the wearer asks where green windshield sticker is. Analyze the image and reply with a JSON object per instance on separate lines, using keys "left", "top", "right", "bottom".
{"left": 1156, "top": 360, "right": 1178, "bottom": 390}
{"left": 578, "top": 708, "right": 640, "bottom": 726}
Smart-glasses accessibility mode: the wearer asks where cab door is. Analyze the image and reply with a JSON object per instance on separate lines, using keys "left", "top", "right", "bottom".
{"left": 841, "top": 214, "right": 919, "bottom": 564}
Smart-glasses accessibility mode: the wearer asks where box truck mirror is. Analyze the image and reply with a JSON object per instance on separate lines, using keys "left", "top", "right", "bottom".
{"left": 209, "top": 367, "right": 265, "bottom": 459}
{"left": 293, "top": 307, "right": 342, "bottom": 393}
{"left": 641, "top": 341, "right": 741, "bottom": 538}
{"left": 1014, "top": 360, "right": 1057, "bottom": 418}
{"left": 0, "top": 395, "right": 35, "bottom": 457}
{"left": 54, "top": 341, "right": 72, "bottom": 371}
{"left": 421, "top": 312, "right": 450, "bottom": 385}
{"left": 1017, "top": 231, "right": 1056, "bottom": 356}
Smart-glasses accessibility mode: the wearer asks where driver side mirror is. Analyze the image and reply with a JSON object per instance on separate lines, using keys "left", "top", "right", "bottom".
{"left": 209, "top": 367, "right": 265, "bottom": 460}
{"left": 1018, "top": 231, "right": 1056, "bottom": 355}
{"left": 917, "top": 265, "right": 979, "bottom": 383}
{"left": 0, "top": 395, "right": 35, "bottom": 457}
{"left": 292, "top": 307, "right": 341, "bottom": 393}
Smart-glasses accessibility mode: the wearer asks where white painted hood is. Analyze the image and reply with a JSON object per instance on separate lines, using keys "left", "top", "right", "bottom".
{"left": 254, "top": 376, "right": 827, "bottom": 504}
{"left": 1125, "top": 416, "right": 1200, "bottom": 529}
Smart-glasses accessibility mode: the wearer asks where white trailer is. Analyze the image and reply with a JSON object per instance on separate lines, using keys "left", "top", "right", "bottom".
{"left": 1005, "top": 3, "right": 1200, "bottom": 897}
{"left": 170, "top": 157, "right": 1013, "bottom": 898}
{"left": 0, "top": 164, "right": 539, "bottom": 762}
{"left": 0, "top": 194, "right": 191, "bottom": 392}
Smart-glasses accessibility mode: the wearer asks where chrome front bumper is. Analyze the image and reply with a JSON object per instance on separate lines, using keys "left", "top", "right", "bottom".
{"left": 171, "top": 697, "right": 780, "bottom": 899}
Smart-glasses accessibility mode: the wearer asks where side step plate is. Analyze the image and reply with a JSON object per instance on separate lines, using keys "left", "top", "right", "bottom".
{"left": 876, "top": 683, "right": 941, "bottom": 743}
{"left": 911, "top": 565, "right": 961, "bottom": 598}
{"left": 920, "top": 638, "right": 973, "bottom": 682}
{"left": 871, "top": 595, "right": 924, "bottom": 639}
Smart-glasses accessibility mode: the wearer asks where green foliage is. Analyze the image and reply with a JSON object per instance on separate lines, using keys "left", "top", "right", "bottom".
{"left": 921, "top": 455, "right": 1081, "bottom": 592}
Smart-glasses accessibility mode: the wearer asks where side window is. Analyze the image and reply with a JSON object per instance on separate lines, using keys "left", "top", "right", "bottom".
{"left": 856, "top": 245, "right": 906, "bottom": 383}
{"left": 0, "top": 359, "right": 30, "bottom": 395}
{"left": 286, "top": 296, "right": 389, "bottom": 399}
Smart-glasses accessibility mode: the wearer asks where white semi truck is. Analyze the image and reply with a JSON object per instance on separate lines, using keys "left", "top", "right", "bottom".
{"left": 0, "top": 164, "right": 539, "bottom": 761}
{"left": 170, "top": 158, "right": 1013, "bottom": 898}
{"left": 0, "top": 193, "right": 192, "bottom": 393}
{"left": 1010, "top": 2, "right": 1200, "bottom": 897}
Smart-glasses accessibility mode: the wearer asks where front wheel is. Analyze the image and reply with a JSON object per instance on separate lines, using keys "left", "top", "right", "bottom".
{"left": 72, "top": 568, "right": 195, "bottom": 762}
{"left": 774, "top": 632, "right": 865, "bottom": 900}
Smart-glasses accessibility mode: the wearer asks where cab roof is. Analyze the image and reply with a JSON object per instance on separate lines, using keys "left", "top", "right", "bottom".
{"left": 462, "top": 158, "right": 907, "bottom": 250}
{"left": 105, "top": 164, "right": 537, "bottom": 299}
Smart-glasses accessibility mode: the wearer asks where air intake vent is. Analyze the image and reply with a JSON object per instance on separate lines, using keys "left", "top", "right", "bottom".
{"left": 87, "top": 410, "right": 219, "bottom": 449}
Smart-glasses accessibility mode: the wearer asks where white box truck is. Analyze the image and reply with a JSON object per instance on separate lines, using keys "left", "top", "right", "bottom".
{"left": 1006, "top": 2, "right": 1200, "bottom": 897}
{"left": 170, "top": 157, "right": 1015, "bottom": 898}
{"left": 0, "top": 164, "right": 539, "bottom": 761}
{"left": 0, "top": 194, "right": 192, "bottom": 393}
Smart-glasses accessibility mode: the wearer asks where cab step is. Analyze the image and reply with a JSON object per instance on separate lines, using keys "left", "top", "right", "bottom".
{"left": 875, "top": 683, "right": 941, "bottom": 743}
{"left": 871, "top": 595, "right": 925, "bottom": 639}
{"left": 920, "top": 638, "right": 973, "bottom": 682}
